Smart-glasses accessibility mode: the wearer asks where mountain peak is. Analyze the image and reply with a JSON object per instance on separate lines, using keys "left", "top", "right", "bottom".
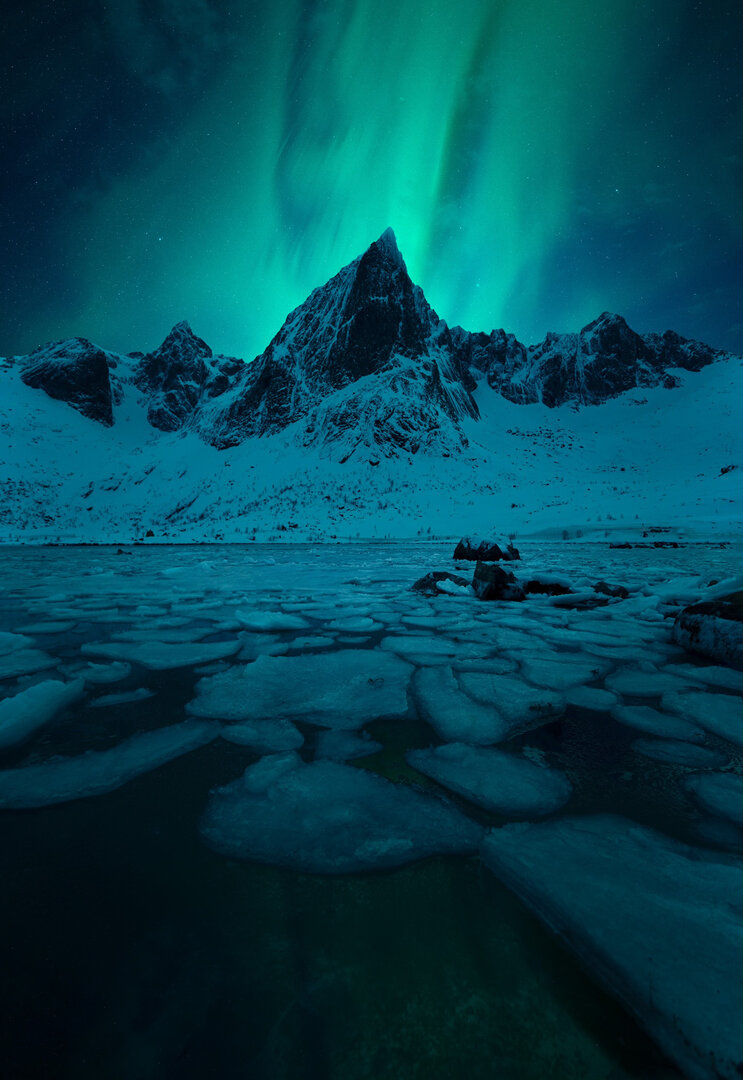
{"left": 580, "top": 312, "right": 630, "bottom": 335}
{"left": 156, "top": 321, "right": 212, "bottom": 358}
{"left": 371, "top": 227, "right": 403, "bottom": 267}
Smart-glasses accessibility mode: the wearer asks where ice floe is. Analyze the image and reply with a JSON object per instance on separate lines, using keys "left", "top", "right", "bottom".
{"left": 458, "top": 672, "right": 565, "bottom": 728}
{"left": 314, "top": 730, "right": 383, "bottom": 761}
{"left": 519, "top": 653, "right": 612, "bottom": 690}
{"left": 90, "top": 688, "right": 154, "bottom": 708}
{"left": 15, "top": 621, "right": 77, "bottom": 634}
{"left": 482, "top": 815, "right": 743, "bottom": 1080}
{"left": 200, "top": 753, "right": 482, "bottom": 873}
{"left": 685, "top": 772, "right": 743, "bottom": 826}
{"left": 663, "top": 663, "right": 743, "bottom": 692}
{"left": 565, "top": 686, "right": 619, "bottom": 711}
{"left": 611, "top": 704, "right": 704, "bottom": 741}
{"left": 631, "top": 738, "right": 728, "bottom": 768}
{"left": 380, "top": 635, "right": 492, "bottom": 660}
{"left": 0, "top": 632, "right": 34, "bottom": 655}
{"left": 79, "top": 661, "right": 132, "bottom": 684}
{"left": 0, "top": 649, "right": 57, "bottom": 681}
{"left": 188, "top": 650, "right": 411, "bottom": 729}
{"left": 0, "top": 679, "right": 85, "bottom": 749}
{"left": 604, "top": 666, "right": 703, "bottom": 696}
{"left": 81, "top": 639, "right": 240, "bottom": 670}
{"left": 407, "top": 743, "right": 572, "bottom": 818}
{"left": 413, "top": 667, "right": 527, "bottom": 745}
{"left": 327, "top": 616, "right": 380, "bottom": 632}
{"left": 235, "top": 610, "right": 310, "bottom": 632}
{"left": 0, "top": 720, "right": 219, "bottom": 808}
{"left": 662, "top": 690, "right": 743, "bottom": 747}
{"left": 220, "top": 718, "right": 304, "bottom": 752}
{"left": 287, "top": 635, "right": 337, "bottom": 650}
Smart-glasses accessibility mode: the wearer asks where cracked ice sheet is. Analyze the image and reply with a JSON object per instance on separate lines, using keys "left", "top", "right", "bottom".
{"left": 0, "top": 679, "right": 85, "bottom": 750}
{"left": 200, "top": 752, "right": 482, "bottom": 874}
{"left": 188, "top": 650, "right": 411, "bottom": 730}
{"left": 407, "top": 743, "right": 572, "bottom": 818}
{"left": 0, "top": 721, "right": 219, "bottom": 808}
{"left": 412, "top": 667, "right": 560, "bottom": 746}
{"left": 662, "top": 691, "right": 743, "bottom": 747}
{"left": 81, "top": 639, "right": 240, "bottom": 670}
{"left": 482, "top": 815, "right": 743, "bottom": 1080}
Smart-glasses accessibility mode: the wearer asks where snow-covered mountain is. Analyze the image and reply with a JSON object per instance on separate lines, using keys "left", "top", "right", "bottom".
{"left": 1, "top": 229, "right": 741, "bottom": 541}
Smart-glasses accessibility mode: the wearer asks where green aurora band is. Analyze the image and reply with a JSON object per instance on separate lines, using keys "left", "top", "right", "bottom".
{"left": 5, "top": 0, "right": 742, "bottom": 358}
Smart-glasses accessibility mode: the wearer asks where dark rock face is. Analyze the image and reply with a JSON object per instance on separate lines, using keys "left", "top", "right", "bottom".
{"left": 412, "top": 571, "right": 471, "bottom": 595}
{"left": 209, "top": 229, "right": 479, "bottom": 454}
{"left": 489, "top": 312, "right": 728, "bottom": 408}
{"left": 134, "top": 321, "right": 221, "bottom": 432}
{"left": 673, "top": 592, "right": 743, "bottom": 669}
{"left": 454, "top": 538, "right": 520, "bottom": 562}
{"left": 20, "top": 339, "right": 115, "bottom": 426}
{"left": 472, "top": 561, "right": 525, "bottom": 602}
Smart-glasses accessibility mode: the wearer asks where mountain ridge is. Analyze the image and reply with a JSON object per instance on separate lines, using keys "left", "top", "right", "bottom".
{"left": 5, "top": 228, "right": 734, "bottom": 461}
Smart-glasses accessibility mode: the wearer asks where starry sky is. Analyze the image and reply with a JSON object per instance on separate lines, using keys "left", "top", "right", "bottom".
{"left": 3, "top": 0, "right": 742, "bottom": 360}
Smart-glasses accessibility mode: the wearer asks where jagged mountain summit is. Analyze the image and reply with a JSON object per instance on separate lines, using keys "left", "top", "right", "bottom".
{"left": 4, "top": 228, "right": 733, "bottom": 461}
{"left": 1, "top": 228, "right": 740, "bottom": 543}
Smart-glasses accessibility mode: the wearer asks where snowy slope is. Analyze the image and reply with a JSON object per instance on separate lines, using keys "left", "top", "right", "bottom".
{"left": 0, "top": 344, "right": 740, "bottom": 542}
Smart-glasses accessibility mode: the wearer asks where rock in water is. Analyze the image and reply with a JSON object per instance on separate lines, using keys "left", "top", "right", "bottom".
{"left": 412, "top": 571, "right": 471, "bottom": 595}
{"left": 673, "top": 591, "right": 743, "bottom": 670}
{"left": 453, "top": 537, "right": 520, "bottom": 561}
{"left": 471, "top": 561, "right": 525, "bottom": 601}
{"left": 483, "top": 815, "right": 743, "bottom": 1080}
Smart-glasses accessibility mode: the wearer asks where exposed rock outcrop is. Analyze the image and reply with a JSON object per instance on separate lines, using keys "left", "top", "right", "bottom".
{"left": 673, "top": 591, "right": 743, "bottom": 670}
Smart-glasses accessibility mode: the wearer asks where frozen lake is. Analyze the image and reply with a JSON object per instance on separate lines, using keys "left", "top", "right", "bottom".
{"left": 0, "top": 541, "right": 742, "bottom": 1079}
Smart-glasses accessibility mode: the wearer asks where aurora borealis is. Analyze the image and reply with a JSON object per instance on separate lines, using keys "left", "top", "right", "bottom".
{"left": 3, "top": 0, "right": 742, "bottom": 359}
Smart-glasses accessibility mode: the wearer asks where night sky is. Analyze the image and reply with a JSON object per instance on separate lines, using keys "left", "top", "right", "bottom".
{"left": 3, "top": 0, "right": 742, "bottom": 360}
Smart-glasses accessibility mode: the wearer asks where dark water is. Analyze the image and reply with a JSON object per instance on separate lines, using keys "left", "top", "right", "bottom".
{"left": 1, "top": 541, "right": 740, "bottom": 1079}
{"left": 0, "top": 745, "right": 676, "bottom": 1080}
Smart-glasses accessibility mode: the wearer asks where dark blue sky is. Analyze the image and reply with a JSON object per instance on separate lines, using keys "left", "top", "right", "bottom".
{"left": 2, "top": 0, "right": 742, "bottom": 359}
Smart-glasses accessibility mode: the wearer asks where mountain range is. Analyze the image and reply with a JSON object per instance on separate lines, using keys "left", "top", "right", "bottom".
{"left": 1, "top": 229, "right": 740, "bottom": 542}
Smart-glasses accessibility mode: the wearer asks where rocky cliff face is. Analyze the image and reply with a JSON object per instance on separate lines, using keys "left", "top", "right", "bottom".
{"left": 20, "top": 338, "right": 117, "bottom": 426}
{"left": 132, "top": 321, "right": 244, "bottom": 432}
{"left": 484, "top": 312, "right": 728, "bottom": 407}
{"left": 207, "top": 228, "right": 479, "bottom": 455}
{"left": 6, "top": 232, "right": 734, "bottom": 456}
